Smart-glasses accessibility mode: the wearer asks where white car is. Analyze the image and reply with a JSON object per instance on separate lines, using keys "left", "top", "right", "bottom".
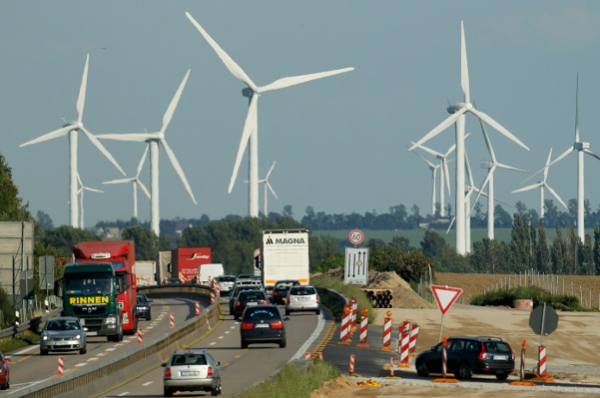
{"left": 285, "top": 285, "right": 320, "bottom": 315}
{"left": 216, "top": 275, "right": 236, "bottom": 296}
{"left": 162, "top": 349, "right": 221, "bottom": 397}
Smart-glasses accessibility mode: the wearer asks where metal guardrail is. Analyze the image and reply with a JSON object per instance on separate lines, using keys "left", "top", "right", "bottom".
{"left": 0, "top": 309, "right": 62, "bottom": 340}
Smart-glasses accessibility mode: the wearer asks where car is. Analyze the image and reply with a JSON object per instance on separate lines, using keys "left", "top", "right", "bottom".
{"left": 415, "top": 336, "right": 515, "bottom": 380}
{"left": 0, "top": 351, "right": 9, "bottom": 390}
{"left": 271, "top": 279, "right": 300, "bottom": 305}
{"left": 162, "top": 349, "right": 221, "bottom": 397}
{"left": 166, "top": 277, "right": 182, "bottom": 285}
{"left": 233, "top": 290, "right": 270, "bottom": 320}
{"left": 285, "top": 285, "right": 320, "bottom": 315}
{"left": 229, "top": 285, "right": 265, "bottom": 315}
{"left": 136, "top": 292, "right": 153, "bottom": 321}
{"left": 235, "top": 274, "right": 255, "bottom": 281}
{"left": 240, "top": 304, "right": 287, "bottom": 349}
{"left": 216, "top": 275, "right": 236, "bottom": 296}
{"left": 39, "top": 316, "right": 87, "bottom": 355}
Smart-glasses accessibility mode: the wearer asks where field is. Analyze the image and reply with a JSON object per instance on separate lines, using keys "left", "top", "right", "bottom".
{"left": 313, "top": 228, "right": 599, "bottom": 248}
{"left": 435, "top": 272, "right": 600, "bottom": 309}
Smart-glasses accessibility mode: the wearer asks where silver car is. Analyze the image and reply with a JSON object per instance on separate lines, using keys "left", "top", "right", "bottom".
{"left": 39, "top": 316, "right": 87, "bottom": 355}
{"left": 285, "top": 285, "right": 320, "bottom": 315}
{"left": 162, "top": 349, "right": 221, "bottom": 397}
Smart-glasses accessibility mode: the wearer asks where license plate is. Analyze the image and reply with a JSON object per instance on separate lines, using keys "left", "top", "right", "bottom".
{"left": 180, "top": 371, "right": 199, "bottom": 377}
{"left": 247, "top": 302, "right": 258, "bottom": 306}
{"left": 86, "top": 331, "right": 98, "bottom": 336}
{"left": 255, "top": 323, "right": 269, "bottom": 328}
{"left": 55, "top": 341, "right": 72, "bottom": 346}
{"left": 493, "top": 355, "right": 508, "bottom": 360}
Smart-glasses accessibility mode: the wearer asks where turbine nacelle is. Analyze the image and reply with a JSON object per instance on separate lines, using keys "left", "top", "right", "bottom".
{"left": 242, "top": 87, "right": 253, "bottom": 98}
{"left": 480, "top": 161, "right": 493, "bottom": 169}
{"left": 575, "top": 142, "right": 589, "bottom": 150}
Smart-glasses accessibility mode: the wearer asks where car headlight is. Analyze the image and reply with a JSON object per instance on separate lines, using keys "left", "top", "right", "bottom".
{"left": 42, "top": 335, "right": 49, "bottom": 341}
{"left": 74, "top": 334, "right": 81, "bottom": 340}
{"left": 106, "top": 315, "right": 118, "bottom": 325}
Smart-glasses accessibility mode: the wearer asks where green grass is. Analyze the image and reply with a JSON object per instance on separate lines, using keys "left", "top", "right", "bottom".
{"left": 313, "top": 227, "right": 599, "bottom": 248}
{"left": 311, "top": 276, "right": 374, "bottom": 323}
{"left": 231, "top": 359, "right": 340, "bottom": 398}
{"left": 0, "top": 330, "right": 40, "bottom": 353}
{"left": 469, "top": 285, "right": 589, "bottom": 311}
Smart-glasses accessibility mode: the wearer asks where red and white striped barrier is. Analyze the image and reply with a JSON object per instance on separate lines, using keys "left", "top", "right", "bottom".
{"left": 389, "top": 357, "right": 395, "bottom": 376}
{"left": 442, "top": 338, "right": 448, "bottom": 378}
{"left": 210, "top": 291, "right": 215, "bottom": 305}
{"left": 349, "top": 354, "right": 355, "bottom": 374}
{"left": 318, "top": 352, "right": 323, "bottom": 361}
{"left": 340, "top": 311, "right": 350, "bottom": 341}
{"left": 207, "top": 275, "right": 212, "bottom": 286}
{"left": 170, "top": 312, "right": 175, "bottom": 329}
{"left": 304, "top": 351, "right": 311, "bottom": 360}
{"left": 195, "top": 301, "right": 201, "bottom": 315}
{"left": 382, "top": 317, "right": 392, "bottom": 348}
{"left": 359, "top": 315, "right": 368, "bottom": 343}
{"left": 350, "top": 298, "right": 358, "bottom": 329}
{"left": 58, "top": 356, "right": 64, "bottom": 376}
{"left": 399, "top": 323, "right": 410, "bottom": 365}
{"left": 398, "top": 321, "right": 409, "bottom": 354}
{"left": 137, "top": 328, "right": 143, "bottom": 345}
{"left": 538, "top": 345, "right": 547, "bottom": 377}
{"left": 408, "top": 323, "right": 420, "bottom": 354}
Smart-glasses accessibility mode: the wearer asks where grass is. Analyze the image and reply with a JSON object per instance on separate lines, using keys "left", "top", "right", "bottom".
{"left": 311, "top": 276, "right": 375, "bottom": 323}
{"left": 231, "top": 359, "right": 340, "bottom": 398}
{"left": 469, "top": 285, "right": 587, "bottom": 311}
{"left": 0, "top": 330, "right": 39, "bottom": 353}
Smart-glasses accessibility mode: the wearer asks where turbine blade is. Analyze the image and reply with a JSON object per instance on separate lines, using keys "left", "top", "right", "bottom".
{"left": 96, "top": 133, "right": 154, "bottom": 142}
{"left": 410, "top": 141, "right": 443, "bottom": 157}
{"left": 80, "top": 126, "right": 126, "bottom": 176}
{"left": 265, "top": 161, "right": 276, "bottom": 180}
{"left": 185, "top": 12, "right": 257, "bottom": 91}
{"left": 266, "top": 181, "right": 278, "bottom": 199}
{"left": 548, "top": 146, "right": 573, "bottom": 168}
{"left": 512, "top": 182, "right": 542, "bottom": 194}
{"left": 496, "top": 162, "right": 528, "bottom": 173}
{"left": 77, "top": 54, "right": 90, "bottom": 123}
{"left": 443, "top": 158, "right": 451, "bottom": 195}
{"left": 546, "top": 184, "right": 567, "bottom": 209}
{"left": 20, "top": 126, "right": 72, "bottom": 147}
{"left": 575, "top": 73, "right": 580, "bottom": 143}
{"left": 477, "top": 113, "right": 497, "bottom": 162}
{"left": 84, "top": 187, "right": 103, "bottom": 193}
{"left": 413, "top": 151, "right": 436, "bottom": 168}
{"left": 460, "top": 21, "right": 470, "bottom": 104}
{"left": 161, "top": 138, "right": 197, "bottom": 204}
{"left": 408, "top": 109, "right": 465, "bottom": 151}
{"left": 470, "top": 108, "right": 529, "bottom": 151}
{"left": 446, "top": 217, "right": 455, "bottom": 234}
{"left": 161, "top": 70, "right": 190, "bottom": 135}
{"left": 260, "top": 68, "right": 354, "bottom": 93}
{"left": 228, "top": 94, "right": 258, "bottom": 193}
{"left": 136, "top": 146, "right": 150, "bottom": 177}
{"left": 103, "top": 177, "right": 135, "bottom": 184}
{"left": 137, "top": 180, "right": 151, "bottom": 199}
{"left": 583, "top": 148, "right": 600, "bottom": 162}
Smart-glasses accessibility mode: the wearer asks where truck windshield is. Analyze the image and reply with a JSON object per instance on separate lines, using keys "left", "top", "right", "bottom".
{"left": 115, "top": 273, "right": 128, "bottom": 294}
{"left": 64, "top": 272, "right": 113, "bottom": 295}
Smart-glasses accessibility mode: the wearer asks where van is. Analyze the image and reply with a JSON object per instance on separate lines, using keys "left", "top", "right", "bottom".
{"left": 198, "top": 263, "right": 225, "bottom": 285}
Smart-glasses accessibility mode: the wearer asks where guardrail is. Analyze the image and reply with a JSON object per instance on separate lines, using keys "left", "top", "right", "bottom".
{"left": 13, "top": 284, "right": 218, "bottom": 398}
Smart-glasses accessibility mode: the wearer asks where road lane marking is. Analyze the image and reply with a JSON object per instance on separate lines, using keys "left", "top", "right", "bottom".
{"left": 290, "top": 311, "right": 326, "bottom": 361}
{"left": 118, "top": 392, "right": 129, "bottom": 396}
{"left": 142, "top": 381, "right": 153, "bottom": 386}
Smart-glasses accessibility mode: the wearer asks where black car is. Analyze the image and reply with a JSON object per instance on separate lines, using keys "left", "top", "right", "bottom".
{"left": 270, "top": 280, "right": 300, "bottom": 305}
{"left": 229, "top": 285, "right": 264, "bottom": 315}
{"left": 415, "top": 336, "right": 515, "bottom": 380}
{"left": 240, "top": 304, "right": 287, "bottom": 349}
{"left": 136, "top": 292, "right": 153, "bottom": 321}
{"left": 233, "top": 290, "right": 269, "bottom": 320}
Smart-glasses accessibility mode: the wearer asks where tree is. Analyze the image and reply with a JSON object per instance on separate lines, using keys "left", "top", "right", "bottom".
{"left": 420, "top": 230, "right": 447, "bottom": 259}
{"left": 510, "top": 214, "right": 529, "bottom": 272}
{"left": 283, "top": 205, "right": 293, "bottom": 218}
{"left": 594, "top": 228, "right": 600, "bottom": 275}
{"left": 494, "top": 205, "right": 512, "bottom": 228}
{"left": 551, "top": 224, "right": 565, "bottom": 274}
{"left": 121, "top": 225, "right": 158, "bottom": 261}
{"left": 37, "top": 210, "right": 54, "bottom": 231}
{"left": 564, "top": 226, "right": 579, "bottom": 274}
{"left": 537, "top": 220, "right": 551, "bottom": 273}
{"left": 583, "top": 235, "right": 594, "bottom": 275}
{"left": 41, "top": 226, "right": 100, "bottom": 257}
{"left": 0, "top": 153, "right": 32, "bottom": 222}
{"left": 515, "top": 201, "right": 527, "bottom": 216}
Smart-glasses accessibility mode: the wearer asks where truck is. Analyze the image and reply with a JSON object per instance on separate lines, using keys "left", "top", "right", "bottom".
{"left": 73, "top": 240, "right": 138, "bottom": 336}
{"left": 171, "top": 247, "right": 212, "bottom": 283}
{"left": 259, "top": 229, "right": 310, "bottom": 290}
{"left": 60, "top": 261, "right": 124, "bottom": 342}
{"left": 198, "top": 263, "right": 224, "bottom": 285}
{"left": 133, "top": 261, "right": 156, "bottom": 286}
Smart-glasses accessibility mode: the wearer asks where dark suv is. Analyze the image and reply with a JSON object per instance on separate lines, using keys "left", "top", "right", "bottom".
{"left": 415, "top": 336, "right": 515, "bottom": 381}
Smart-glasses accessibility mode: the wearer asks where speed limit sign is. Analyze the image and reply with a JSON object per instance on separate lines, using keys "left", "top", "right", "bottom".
{"left": 348, "top": 229, "right": 364, "bottom": 245}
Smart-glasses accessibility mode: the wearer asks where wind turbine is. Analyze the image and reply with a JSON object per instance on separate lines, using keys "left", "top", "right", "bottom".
{"left": 471, "top": 114, "right": 528, "bottom": 240}
{"left": 77, "top": 173, "right": 103, "bottom": 230}
{"left": 259, "top": 161, "right": 278, "bottom": 216}
{"left": 410, "top": 141, "right": 455, "bottom": 217}
{"left": 548, "top": 75, "right": 600, "bottom": 240}
{"left": 96, "top": 70, "right": 195, "bottom": 236}
{"left": 20, "top": 54, "right": 125, "bottom": 228}
{"left": 409, "top": 21, "right": 529, "bottom": 254}
{"left": 103, "top": 147, "right": 151, "bottom": 220}
{"left": 412, "top": 151, "right": 440, "bottom": 216}
{"left": 186, "top": 12, "right": 354, "bottom": 218}
{"left": 512, "top": 148, "right": 567, "bottom": 218}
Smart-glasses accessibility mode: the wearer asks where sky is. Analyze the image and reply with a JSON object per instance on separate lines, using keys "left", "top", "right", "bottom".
{"left": 3, "top": 1, "right": 600, "bottom": 228}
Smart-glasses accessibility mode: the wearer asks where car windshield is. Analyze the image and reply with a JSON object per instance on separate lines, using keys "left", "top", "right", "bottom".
{"left": 290, "top": 287, "right": 315, "bottom": 295}
{"left": 137, "top": 294, "right": 148, "bottom": 303}
{"left": 240, "top": 291, "right": 265, "bottom": 300}
{"left": 171, "top": 353, "right": 207, "bottom": 366}
{"left": 220, "top": 276, "right": 235, "bottom": 282}
{"left": 46, "top": 320, "right": 80, "bottom": 331}
{"left": 485, "top": 341, "right": 511, "bottom": 354}
{"left": 275, "top": 282, "right": 295, "bottom": 289}
{"left": 245, "top": 308, "right": 280, "bottom": 321}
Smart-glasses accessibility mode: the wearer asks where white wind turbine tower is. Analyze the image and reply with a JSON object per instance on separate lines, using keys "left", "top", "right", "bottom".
{"left": 410, "top": 142, "right": 455, "bottom": 217}
{"left": 96, "top": 70, "right": 196, "bottom": 236}
{"left": 409, "top": 21, "right": 529, "bottom": 254}
{"left": 103, "top": 147, "right": 151, "bottom": 220}
{"left": 259, "top": 161, "right": 278, "bottom": 216}
{"left": 512, "top": 148, "right": 567, "bottom": 218}
{"left": 412, "top": 152, "right": 440, "bottom": 216}
{"left": 77, "top": 173, "right": 103, "bottom": 230}
{"left": 548, "top": 75, "right": 600, "bottom": 240}
{"left": 471, "top": 115, "right": 527, "bottom": 240}
{"left": 186, "top": 12, "right": 354, "bottom": 218}
{"left": 20, "top": 54, "right": 125, "bottom": 228}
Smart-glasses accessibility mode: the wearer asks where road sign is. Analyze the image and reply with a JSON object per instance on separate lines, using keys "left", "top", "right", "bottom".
{"left": 430, "top": 285, "right": 462, "bottom": 315}
{"left": 529, "top": 303, "right": 558, "bottom": 336}
{"left": 348, "top": 229, "right": 364, "bottom": 245}
{"left": 344, "top": 247, "right": 369, "bottom": 285}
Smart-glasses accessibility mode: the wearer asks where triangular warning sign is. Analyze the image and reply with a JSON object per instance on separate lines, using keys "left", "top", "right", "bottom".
{"left": 430, "top": 285, "right": 463, "bottom": 315}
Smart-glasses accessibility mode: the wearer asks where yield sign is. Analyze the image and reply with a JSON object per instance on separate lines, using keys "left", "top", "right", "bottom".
{"left": 430, "top": 285, "right": 463, "bottom": 315}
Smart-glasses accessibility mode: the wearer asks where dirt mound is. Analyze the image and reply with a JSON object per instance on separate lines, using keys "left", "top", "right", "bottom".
{"left": 367, "top": 271, "right": 410, "bottom": 290}
{"left": 309, "top": 376, "right": 359, "bottom": 398}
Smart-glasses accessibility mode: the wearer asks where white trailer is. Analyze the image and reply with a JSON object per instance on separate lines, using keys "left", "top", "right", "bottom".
{"left": 198, "top": 263, "right": 225, "bottom": 285}
{"left": 134, "top": 261, "right": 156, "bottom": 286}
{"left": 260, "top": 229, "right": 310, "bottom": 289}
